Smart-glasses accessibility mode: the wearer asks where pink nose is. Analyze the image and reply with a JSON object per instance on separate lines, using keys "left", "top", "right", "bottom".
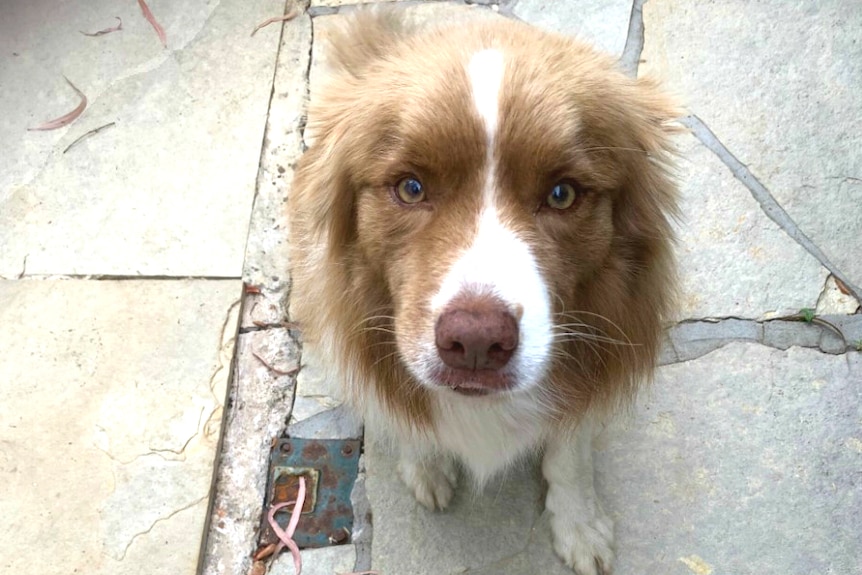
{"left": 435, "top": 298, "right": 519, "bottom": 372}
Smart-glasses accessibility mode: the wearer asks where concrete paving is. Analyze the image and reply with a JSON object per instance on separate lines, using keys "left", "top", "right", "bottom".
{"left": 2, "top": 1, "right": 860, "bottom": 575}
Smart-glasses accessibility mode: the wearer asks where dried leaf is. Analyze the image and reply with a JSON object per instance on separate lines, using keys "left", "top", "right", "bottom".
{"left": 252, "top": 542, "right": 278, "bottom": 561}
{"left": 81, "top": 16, "right": 123, "bottom": 37}
{"left": 251, "top": 6, "right": 299, "bottom": 37}
{"left": 137, "top": 0, "right": 167, "bottom": 48}
{"left": 28, "top": 77, "right": 87, "bottom": 131}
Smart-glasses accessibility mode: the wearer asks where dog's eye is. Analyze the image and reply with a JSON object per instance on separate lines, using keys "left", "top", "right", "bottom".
{"left": 394, "top": 177, "right": 426, "bottom": 205}
{"left": 546, "top": 181, "right": 583, "bottom": 210}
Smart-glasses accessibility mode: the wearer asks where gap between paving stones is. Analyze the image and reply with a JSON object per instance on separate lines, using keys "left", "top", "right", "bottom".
{"left": 662, "top": 315, "right": 862, "bottom": 366}
{"left": 619, "top": 0, "right": 646, "bottom": 76}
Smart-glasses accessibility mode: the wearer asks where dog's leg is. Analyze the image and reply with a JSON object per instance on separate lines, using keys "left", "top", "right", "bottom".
{"left": 542, "top": 418, "right": 614, "bottom": 575}
{"left": 397, "top": 442, "right": 458, "bottom": 510}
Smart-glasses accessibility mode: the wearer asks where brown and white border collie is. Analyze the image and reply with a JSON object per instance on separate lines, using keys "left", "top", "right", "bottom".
{"left": 289, "top": 10, "right": 679, "bottom": 574}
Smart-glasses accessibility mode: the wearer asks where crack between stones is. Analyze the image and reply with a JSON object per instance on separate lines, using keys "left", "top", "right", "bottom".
{"left": 661, "top": 315, "right": 859, "bottom": 366}
{"left": 619, "top": 0, "right": 646, "bottom": 77}
{"left": 681, "top": 114, "right": 862, "bottom": 303}
{"left": 240, "top": 0, "right": 294, "bottom": 284}
{"left": 119, "top": 494, "right": 209, "bottom": 560}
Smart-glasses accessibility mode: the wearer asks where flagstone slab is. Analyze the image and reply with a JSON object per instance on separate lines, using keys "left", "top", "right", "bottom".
{"left": 366, "top": 343, "right": 861, "bottom": 574}
{"left": 642, "top": 0, "right": 862, "bottom": 297}
{"left": 673, "top": 134, "right": 826, "bottom": 319}
{"left": 0, "top": 279, "right": 240, "bottom": 575}
{"left": 0, "top": 0, "right": 283, "bottom": 277}
{"left": 511, "top": 0, "right": 632, "bottom": 57}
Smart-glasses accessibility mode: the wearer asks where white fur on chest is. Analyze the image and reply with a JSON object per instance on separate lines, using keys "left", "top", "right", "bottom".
{"left": 430, "top": 392, "right": 550, "bottom": 485}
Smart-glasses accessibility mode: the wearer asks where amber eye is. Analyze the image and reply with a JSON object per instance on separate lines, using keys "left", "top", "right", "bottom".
{"left": 546, "top": 181, "right": 582, "bottom": 210}
{"left": 394, "top": 177, "right": 426, "bottom": 205}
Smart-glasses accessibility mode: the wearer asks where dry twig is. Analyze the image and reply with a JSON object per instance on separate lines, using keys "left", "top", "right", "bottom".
{"left": 81, "top": 16, "right": 123, "bottom": 37}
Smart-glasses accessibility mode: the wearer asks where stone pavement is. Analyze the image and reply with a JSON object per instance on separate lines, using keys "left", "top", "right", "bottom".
{"left": 2, "top": 1, "right": 860, "bottom": 575}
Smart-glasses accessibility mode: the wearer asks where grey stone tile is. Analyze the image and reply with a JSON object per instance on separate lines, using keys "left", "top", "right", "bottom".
{"left": 512, "top": 0, "right": 632, "bottom": 57}
{"left": 366, "top": 429, "right": 552, "bottom": 574}
{"left": 0, "top": 0, "right": 284, "bottom": 277}
{"left": 270, "top": 544, "right": 356, "bottom": 575}
{"left": 642, "top": 0, "right": 862, "bottom": 296}
{"left": 672, "top": 134, "right": 827, "bottom": 319}
{"left": 366, "top": 343, "right": 861, "bottom": 574}
{"left": 0, "top": 279, "right": 240, "bottom": 575}
{"left": 287, "top": 404, "right": 363, "bottom": 439}
{"left": 598, "top": 343, "right": 861, "bottom": 574}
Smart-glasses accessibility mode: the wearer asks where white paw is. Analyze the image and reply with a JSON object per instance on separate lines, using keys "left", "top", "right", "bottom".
{"left": 549, "top": 511, "right": 615, "bottom": 575}
{"left": 397, "top": 456, "right": 458, "bottom": 510}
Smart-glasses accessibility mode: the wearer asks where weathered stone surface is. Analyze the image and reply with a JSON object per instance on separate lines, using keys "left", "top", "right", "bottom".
{"left": 366, "top": 343, "right": 862, "bottom": 574}
{"left": 350, "top": 454, "right": 373, "bottom": 571}
{"left": 511, "top": 0, "right": 632, "bottom": 57}
{"left": 599, "top": 343, "right": 861, "bottom": 574}
{"left": 816, "top": 275, "right": 860, "bottom": 315}
{"left": 366, "top": 428, "right": 551, "bottom": 574}
{"left": 672, "top": 134, "right": 827, "bottom": 319}
{"left": 0, "top": 279, "right": 239, "bottom": 575}
{"left": 243, "top": 12, "right": 312, "bottom": 294}
{"left": 0, "top": 0, "right": 283, "bottom": 277}
{"left": 201, "top": 327, "right": 300, "bottom": 575}
{"left": 270, "top": 544, "right": 356, "bottom": 575}
{"left": 642, "top": 0, "right": 862, "bottom": 294}
{"left": 287, "top": 404, "right": 363, "bottom": 439}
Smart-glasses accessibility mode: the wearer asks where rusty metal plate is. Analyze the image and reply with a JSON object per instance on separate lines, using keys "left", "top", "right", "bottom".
{"left": 260, "top": 438, "right": 361, "bottom": 549}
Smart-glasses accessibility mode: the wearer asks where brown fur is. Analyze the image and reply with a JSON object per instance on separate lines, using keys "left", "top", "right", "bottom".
{"left": 288, "top": 12, "right": 679, "bottom": 432}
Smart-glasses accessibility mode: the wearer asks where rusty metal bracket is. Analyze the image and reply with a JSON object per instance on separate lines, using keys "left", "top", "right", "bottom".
{"left": 260, "top": 438, "right": 361, "bottom": 549}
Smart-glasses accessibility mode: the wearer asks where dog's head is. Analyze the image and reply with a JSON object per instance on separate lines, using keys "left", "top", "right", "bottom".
{"left": 291, "top": 12, "right": 679, "bottom": 425}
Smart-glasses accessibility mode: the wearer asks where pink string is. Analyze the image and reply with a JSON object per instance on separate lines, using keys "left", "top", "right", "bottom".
{"left": 266, "top": 476, "right": 307, "bottom": 574}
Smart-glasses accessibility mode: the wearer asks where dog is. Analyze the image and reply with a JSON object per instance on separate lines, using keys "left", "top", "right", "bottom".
{"left": 288, "top": 10, "right": 679, "bottom": 575}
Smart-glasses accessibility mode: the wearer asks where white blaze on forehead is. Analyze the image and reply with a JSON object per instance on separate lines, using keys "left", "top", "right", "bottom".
{"left": 430, "top": 209, "right": 553, "bottom": 388}
{"left": 467, "top": 49, "right": 505, "bottom": 143}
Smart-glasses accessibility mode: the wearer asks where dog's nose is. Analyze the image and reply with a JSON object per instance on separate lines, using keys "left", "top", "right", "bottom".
{"left": 435, "top": 299, "right": 519, "bottom": 371}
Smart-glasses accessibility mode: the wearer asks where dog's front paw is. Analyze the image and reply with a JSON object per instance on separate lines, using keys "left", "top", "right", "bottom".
{"left": 397, "top": 455, "right": 458, "bottom": 510}
{"left": 549, "top": 511, "right": 614, "bottom": 575}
